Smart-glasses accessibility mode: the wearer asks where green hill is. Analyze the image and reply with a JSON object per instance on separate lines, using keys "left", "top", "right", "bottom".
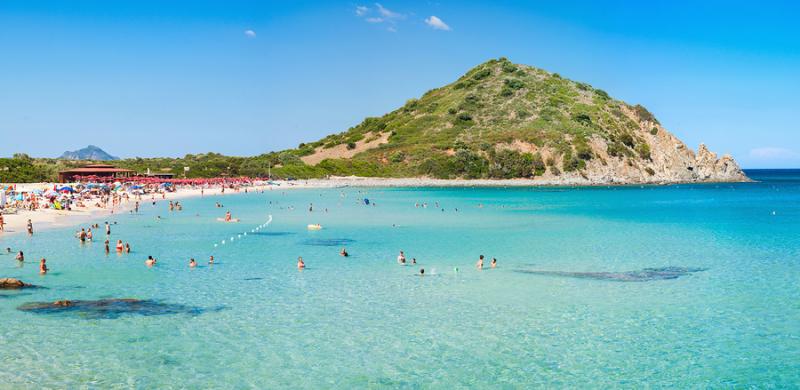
{"left": 1, "top": 58, "right": 746, "bottom": 184}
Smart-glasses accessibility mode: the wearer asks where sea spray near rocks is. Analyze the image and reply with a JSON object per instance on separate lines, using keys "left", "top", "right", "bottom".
{"left": 515, "top": 266, "right": 706, "bottom": 282}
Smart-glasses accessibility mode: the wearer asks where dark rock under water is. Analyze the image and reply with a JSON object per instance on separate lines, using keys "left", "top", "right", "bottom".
{"left": 300, "top": 238, "right": 356, "bottom": 247}
{"left": 515, "top": 266, "right": 706, "bottom": 282}
{"left": 17, "top": 298, "right": 224, "bottom": 319}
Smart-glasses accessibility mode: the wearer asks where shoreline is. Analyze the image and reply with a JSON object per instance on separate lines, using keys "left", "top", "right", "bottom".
{"left": 0, "top": 184, "right": 275, "bottom": 238}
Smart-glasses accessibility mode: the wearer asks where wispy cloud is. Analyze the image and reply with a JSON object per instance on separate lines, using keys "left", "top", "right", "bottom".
{"left": 424, "top": 15, "right": 451, "bottom": 31}
{"left": 243, "top": 29, "right": 256, "bottom": 38}
{"left": 749, "top": 147, "right": 799, "bottom": 160}
{"left": 354, "top": 3, "right": 405, "bottom": 31}
{"left": 375, "top": 3, "right": 402, "bottom": 20}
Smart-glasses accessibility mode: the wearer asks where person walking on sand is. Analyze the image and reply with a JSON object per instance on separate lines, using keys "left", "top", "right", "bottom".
{"left": 476, "top": 255, "right": 484, "bottom": 270}
{"left": 0, "top": 214, "right": 4, "bottom": 232}
{"left": 39, "top": 258, "right": 48, "bottom": 274}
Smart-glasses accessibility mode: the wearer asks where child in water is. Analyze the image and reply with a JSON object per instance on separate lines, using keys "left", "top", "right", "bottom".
{"left": 39, "top": 258, "right": 48, "bottom": 274}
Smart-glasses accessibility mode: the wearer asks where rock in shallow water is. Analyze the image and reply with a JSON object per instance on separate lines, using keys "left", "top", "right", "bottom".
{"left": 17, "top": 298, "right": 224, "bottom": 319}
{"left": 0, "top": 278, "right": 36, "bottom": 289}
{"left": 516, "top": 266, "right": 706, "bottom": 282}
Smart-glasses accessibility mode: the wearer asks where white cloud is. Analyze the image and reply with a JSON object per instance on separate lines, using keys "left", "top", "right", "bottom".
{"left": 749, "top": 147, "right": 799, "bottom": 160}
{"left": 366, "top": 17, "right": 383, "bottom": 23}
{"left": 375, "top": 3, "right": 402, "bottom": 19}
{"left": 387, "top": 26, "right": 397, "bottom": 33}
{"left": 425, "top": 16, "right": 450, "bottom": 31}
{"left": 355, "top": 5, "right": 368, "bottom": 16}
{"left": 243, "top": 29, "right": 256, "bottom": 38}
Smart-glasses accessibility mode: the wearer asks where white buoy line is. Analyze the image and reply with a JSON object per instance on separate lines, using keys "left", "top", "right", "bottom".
{"left": 213, "top": 215, "right": 273, "bottom": 249}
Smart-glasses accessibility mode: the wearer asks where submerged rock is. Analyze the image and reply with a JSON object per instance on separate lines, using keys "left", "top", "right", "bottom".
{"left": 516, "top": 266, "right": 706, "bottom": 282}
{"left": 0, "top": 278, "right": 36, "bottom": 289}
{"left": 17, "top": 298, "right": 222, "bottom": 319}
{"left": 301, "top": 238, "right": 355, "bottom": 247}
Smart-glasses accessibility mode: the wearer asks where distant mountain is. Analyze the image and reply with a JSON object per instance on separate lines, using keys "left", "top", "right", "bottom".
{"left": 58, "top": 145, "right": 119, "bottom": 161}
{"left": 287, "top": 57, "right": 747, "bottom": 183}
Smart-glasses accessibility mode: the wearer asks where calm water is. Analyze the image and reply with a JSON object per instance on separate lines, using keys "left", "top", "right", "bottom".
{"left": 1, "top": 170, "right": 798, "bottom": 388}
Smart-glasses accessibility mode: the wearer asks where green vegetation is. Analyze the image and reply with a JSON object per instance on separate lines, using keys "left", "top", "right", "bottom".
{"left": 2, "top": 58, "right": 666, "bottom": 182}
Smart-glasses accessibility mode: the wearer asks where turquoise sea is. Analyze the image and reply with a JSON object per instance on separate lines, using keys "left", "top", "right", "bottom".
{"left": 1, "top": 170, "right": 798, "bottom": 388}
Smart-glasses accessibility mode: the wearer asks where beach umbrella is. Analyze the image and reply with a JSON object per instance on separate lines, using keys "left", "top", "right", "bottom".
{"left": 58, "top": 186, "right": 75, "bottom": 193}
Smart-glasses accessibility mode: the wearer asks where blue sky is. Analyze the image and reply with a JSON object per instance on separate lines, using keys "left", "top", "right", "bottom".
{"left": 1, "top": 1, "right": 798, "bottom": 168}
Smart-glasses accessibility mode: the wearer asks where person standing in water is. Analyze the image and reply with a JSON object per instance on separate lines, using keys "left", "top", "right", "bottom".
{"left": 39, "top": 258, "right": 48, "bottom": 274}
{"left": 104, "top": 239, "right": 110, "bottom": 255}
{"left": 340, "top": 248, "right": 349, "bottom": 257}
{"left": 397, "top": 251, "right": 406, "bottom": 265}
{"left": 476, "top": 255, "right": 484, "bottom": 270}
{"left": 189, "top": 258, "right": 197, "bottom": 268}
{"left": 209, "top": 255, "right": 214, "bottom": 265}
{"left": 491, "top": 258, "right": 497, "bottom": 268}
{"left": 297, "top": 257, "right": 305, "bottom": 270}
{"left": 15, "top": 251, "right": 24, "bottom": 262}
{"left": 26, "top": 219, "right": 33, "bottom": 235}
{"left": 145, "top": 256, "right": 157, "bottom": 267}
{"left": 125, "top": 243, "right": 131, "bottom": 253}
{"left": 105, "top": 221, "right": 111, "bottom": 236}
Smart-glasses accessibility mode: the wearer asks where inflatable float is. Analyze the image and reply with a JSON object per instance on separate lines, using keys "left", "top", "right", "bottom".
{"left": 307, "top": 224, "right": 322, "bottom": 230}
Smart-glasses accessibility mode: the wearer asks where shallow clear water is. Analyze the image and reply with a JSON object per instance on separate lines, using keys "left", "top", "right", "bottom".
{"left": 1, "top": 171, "right": 798, "bottom": 388}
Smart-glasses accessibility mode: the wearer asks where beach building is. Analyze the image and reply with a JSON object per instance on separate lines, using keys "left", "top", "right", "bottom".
{"left": 58, "top": 164, "right": 135, "bottom": 182}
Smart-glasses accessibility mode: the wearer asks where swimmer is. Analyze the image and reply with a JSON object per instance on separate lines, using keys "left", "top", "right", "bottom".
{"left": 340, "top": 248, "right": 349, "bottom": 257}
{"left": 397, "top": 251, "right": 406, "bottom": 265}
{"left": 15, "top": 251, "right": 24, "bottom": 262}
{"left": 125, "top": 243, "right": 131, "bottom": 253}
{"left": 189, "top": 258, "right": 197, "bottom": 268}
{"left": 297, "top": 256, "right": 305, "bottom": 270}
{"left": 224, "top": 211, "right": 232, "bottom": 222}
{"left": 145, "top": 256, "right": 157, "bottom": 267}
{"left": 419, "top": 268, "right": 425, "bottom": 276}
{"left": 116, "top": 240, "right": 124, "bottom": 252}
{"left": 476, "top": 255, "right": 484, "bottom": 270}
{"left": 209, "top": 255, "right": 215, "bottom": 265}
{"left": 39, "top": 258, "right": 48, "bottom": 274}
{"left": 411, "top": 258, "right": 417, "bottom": 265}
{"left": 491, "top": 258, "right": 497, "bottom": 268}
{"left": 5, "top": 247, "right": 10, "bottom": 254}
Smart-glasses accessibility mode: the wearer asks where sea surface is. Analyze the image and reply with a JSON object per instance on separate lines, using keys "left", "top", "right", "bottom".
{"left": 1, "top": 170, "right": 798, "bottom": 388}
